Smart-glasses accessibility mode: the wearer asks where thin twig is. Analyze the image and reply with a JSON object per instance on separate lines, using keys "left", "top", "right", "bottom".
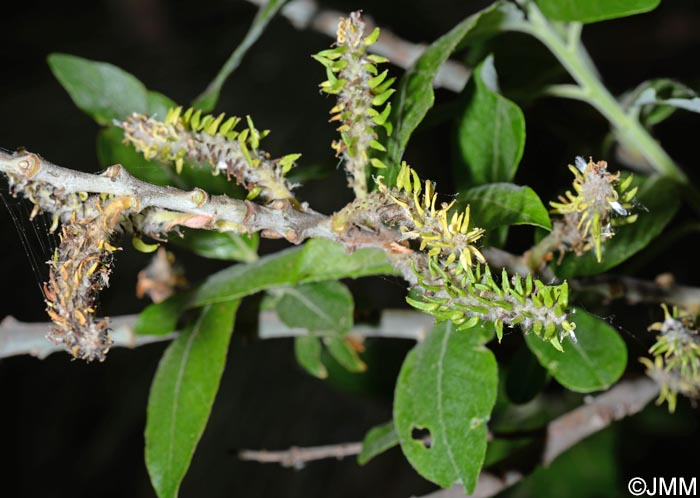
{"left": 239, "top": 441, "right": 363, "bottom": 469}
{"left": 572, "top": 274, "right": 700, "bottom": 313}
{"left": 245, "top": 0, "right": 470, "bottom": 92}
{"left": 257, "top": 309, "right": 433, "bottom": 341}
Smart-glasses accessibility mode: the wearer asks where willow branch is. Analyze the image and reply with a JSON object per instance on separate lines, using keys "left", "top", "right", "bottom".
{"left": 0, "top": 309, "right": 433, "bottom": 360}
{"left": 0, "top": 150, "right": 333, "bottom": 243}
{"left": 0, "top": 315, "right": 174, "bottom": 359}
{"left": 245, "top": 0, "right": 470, "bottom": 93}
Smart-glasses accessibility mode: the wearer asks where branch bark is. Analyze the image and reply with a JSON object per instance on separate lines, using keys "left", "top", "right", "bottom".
{"left": 239, "top": 442, "right": 363, "bottom": 469}
{"left": 0, "top": 150, "right": 332, "bottom": 244}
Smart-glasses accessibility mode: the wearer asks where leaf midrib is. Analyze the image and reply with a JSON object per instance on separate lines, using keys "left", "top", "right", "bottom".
{"left": 166, "top": 305, "right": 209, "bottom": 478}
{"left": 437, "top": 325, "right": 460, "bottom": 478}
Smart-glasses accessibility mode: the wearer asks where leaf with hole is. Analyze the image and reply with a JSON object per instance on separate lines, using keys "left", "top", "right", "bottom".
{"left": 393, "top": 321, "right": 498, "bottom": 493}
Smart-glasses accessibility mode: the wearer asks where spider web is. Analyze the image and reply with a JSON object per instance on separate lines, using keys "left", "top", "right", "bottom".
{"left": 0, "top": 186, "right": 59, "bottom": 300}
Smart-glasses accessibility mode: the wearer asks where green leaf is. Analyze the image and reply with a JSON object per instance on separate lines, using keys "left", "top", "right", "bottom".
{"left": 536, "top": 0, "right": 660, "bottom": 23}
{"left": 623, "top": 79, "right": 700, "bottom": 129}
{"left": 381, "top": 1, "right": 524, "bottom": 185}
{"left": 525, "top": 310, "right": 627, "bottom": 393}
{"left": 554, "top": 176, "right": 680, "bottom": 278}
{"left": 456, "top": 55, "right": 525, "bottom": 187}
{"left": 145, "top": 300, "right": 239, "bottom": 498}
{"left": 48, "top": 53, "right": 168, "bottom": 125}
{"left": 275, "top": 281, "right": 360, "bottom": 375}
{"left": 459, "top": 183, "right": 551, "bottom": 230}
{"left": 192, "top": 239, "right": 397, "bottom": 306}
{"left": 147, "top": 91, "right": 177, "bottom": 118}
{"left": 324, "top": 336, "right": 366, "bottom": 373}
{"left": 169, "top": 229, "right": 259, "bottom": 263}
{"left": 193, "top": 0, "right": 287, "bottom": 111}
{"left": 393, "top": 321, "right": 498, "bottom": 493}
{"left": 358, "top": 421, "right": 399, "bottom": 465}
{"left": 294, "top": 336, "right": 327, "bottom": 379}
{"left": 275, "top": 280, "right": 353, "bottom": 333}
{"left": 137, "top": 239, "right": 397, "bottom": 335}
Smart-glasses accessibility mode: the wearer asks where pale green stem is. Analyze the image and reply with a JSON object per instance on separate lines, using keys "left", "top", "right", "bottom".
{"left": 516, "top": 2, "right": 687, "bottom": 184}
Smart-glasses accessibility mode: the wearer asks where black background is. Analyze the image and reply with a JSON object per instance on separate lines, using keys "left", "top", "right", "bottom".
{"left": 1, "top": 1, "right": 699, "bottom": 497}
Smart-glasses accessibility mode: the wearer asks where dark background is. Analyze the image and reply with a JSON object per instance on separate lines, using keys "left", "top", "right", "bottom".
{"left": 1, "top": 1, "right": 699, "bottom": 497}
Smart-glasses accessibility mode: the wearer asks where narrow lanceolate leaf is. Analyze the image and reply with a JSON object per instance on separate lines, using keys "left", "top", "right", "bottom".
{"left": 358, "top": 421, "right": 400, "bottom": 465}
{"left": 456, "top": 55, "right": 525, "bottom": 187}
{"left": 554, "top": 176, "right": 679, "bottom": 278}
{"left": 136, "top": 239, "right": 397, "bottom": 336}
{"left": 536, "top": 0, "right": 660, "bottom": 23}
{"left": 381, "top": 1, "right": 525, "bottom": 185}
{"left": 48, "top": 53, "right": 172, "bottom": 125}
{"left": 393, "top": 322, "right": 498, "bottom": 493}
{"left": 324, "top": 336, "right": 366, "bottom": 373}
{"left": 525, "top": 310, "right": 627, "bottom": 393}
{"left": 459, "top": 183, "right": 551, "bottom": 230}
{"left": 191, "top": 239, "right": 397, "bottom": 306}
{"left": 145, "top": 300, "right": 240, "bottom": 498}
{"left": 294, "top": 336, "right": 327, "bottom": 379}
{"left": 193, "top": 0, "right": 287, "bottom": 111}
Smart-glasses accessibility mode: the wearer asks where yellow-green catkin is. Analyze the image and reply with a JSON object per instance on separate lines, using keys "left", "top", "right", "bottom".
{"left": 314, "top": 11, "right": 394, "bottom": 198}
